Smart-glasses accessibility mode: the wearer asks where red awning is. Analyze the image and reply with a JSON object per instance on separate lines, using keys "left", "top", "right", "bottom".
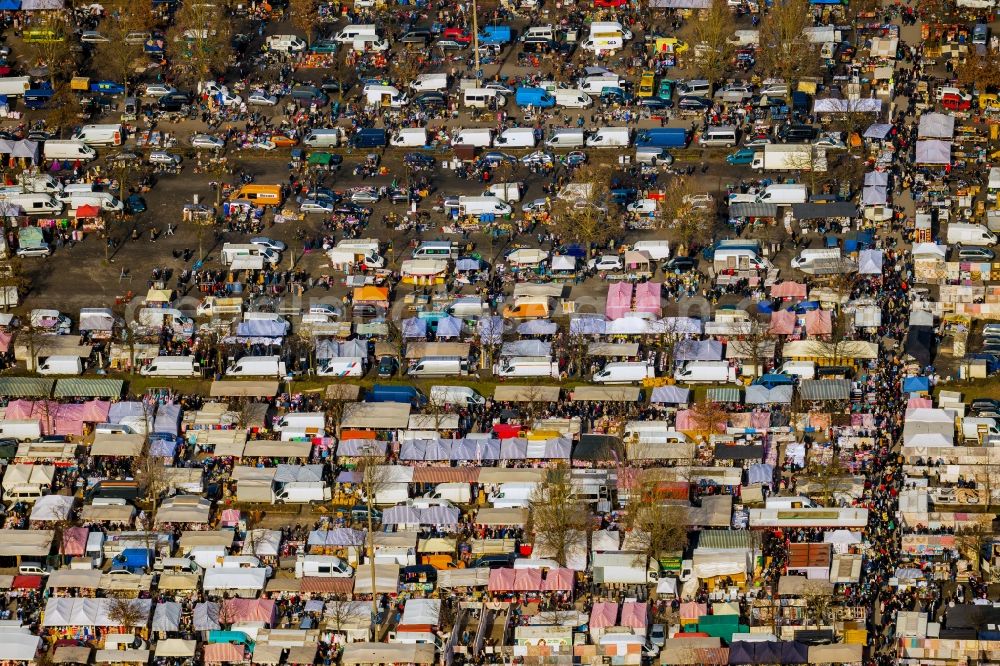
{"left": 74, "top": 204, "right": 100, "bottom": 218}
{"left": 204, "top": 643, "right": 245, "bottom": 664}
{"left": 411, "top": 466, "right": 479, "bottom": 483}
{"left": 299, "top": 577, "right": 354, "bottom": 594}
{"left": 12, "top": 575, "right": 41, "bottom": 589}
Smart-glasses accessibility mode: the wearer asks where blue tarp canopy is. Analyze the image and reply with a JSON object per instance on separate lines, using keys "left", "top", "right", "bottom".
{"left": 153, "top": 403, "right": 182, "bottom": 435}
{"left": 236, "top": 320, "right": 288, "bottom": 337}
{"left": 0, "top": 0, "right": 21, "bottom": 9}
{"left": 902, "top": 376, "right": 930, "bottom": 394}
{"left": 402, "top": 317, "right": 427, "bottom": 339}
{"left": 434, "top": 316, "right": 463, "bottom": 339}
{"left": 477, "top": 316, "right": 504, "bottom": 344}
{"left": 569, "top": 316, "right": 607, "bottom": 335}
{"left": 518, "top": 319, "right": 558, "bottom": 335}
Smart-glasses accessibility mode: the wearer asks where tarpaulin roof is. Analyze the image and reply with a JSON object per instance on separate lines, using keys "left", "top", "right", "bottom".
{"left": 918, "top": 112, "right": 955, "bottom": 138}
{"left": 862, "top": 184, "right": 887, "bottom": 205}
{"left": 812, "top": 97, "right": 882, "bottom": 113}
{"left": 53, "top": 379, "right": 123, "bottom": 398}
{"left": 223, "top": 598, "right": 276, "bottom": 624}
{"left": 606, "top": 282, "right": 633, "bottom": 320}
{"left": 402, "top": 317, "right": 428, "bottom": 339}
{"left": 590, "top": 602, "right": 619, "bottom": 628}
{"left": 205, "top": 643, "right": 245, "bottom": 664}
{"left": 501, "top": 340, "right": 551, "bottom": 357}
{"left": 0, "top": 377, "right": 53, "bottom": 397}
{"left": 152, "top": 602, "right": 182, "bottom": 631}
{"left": 649, "top": 385, "right": 690, "bottom": 403}
{"left": 863, "top": 123, "right": 893, "bottom": 139}
{"left": 675, "top": 339, "right": 723, "bottom": 361}
{"left": 570, "top": 316, "right": 607, "bottom": 335}
{"left": 915, "top": 139, "right": 952, "bottom": 164}
{"left": 729, "top": 202, "right": 778, "bottom": 218}
{"left": 744, "top": 385, "right": 793, "bottom": 404}
{"left": 42, "top": 598, "right": 151, "bottom": 627}
{"left": 435, "top": 316, "right": 463, "bottom": 338}
{"left": 790, "top": 202, "right": 858, "bottom": 219}
{"left": 633, "top": 282, "right": 662, "bottom": 317}
{"left": 517, "top": 319, "right": 558, "bottom": 335}
{"left": 799, "top": 379, "right": 851, "bottom": 400}
{"left": 382, "top": 505, "right": 460, "bottom": 525}
{"left": 805, "top": 309, "right": 832, "bottom": 335}
{"left": 858, "top": 249, "right": 883, "bottom": 274}
{"left": 236, "top": 320, "right": 289, "bottom": 337}
{"left": 770, "top": 281, "right": 807, "bottom": 299}
{"left": 620, "top": 602, "right": 648, "bottom": 629}
{"left": 477, "top": 316, "right": 505, "bottom": 344}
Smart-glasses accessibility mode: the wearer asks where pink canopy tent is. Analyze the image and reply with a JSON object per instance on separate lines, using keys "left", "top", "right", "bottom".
{"left": 61, "top": 527, "right": 88, "bottom": 556}
{"left": 512, "top": 568, "right": 543, "bottom": 591}
{"left": 590, "top": 602, "right": 619, "bottom": 629}
{"left": 768, "top": 311, "right": 796, "bottom": 336}
{"left": 907, "top": 398, "right": 933, "bottom": 409}
{"left": 222, "top": 599, "right": 276, "bottom": 625}
{"left": 605, "top": 282, "right": 634, "bottom": 320}
{"left": 633, "top": 282, "right": 662, "bottom": 317}
{"left": 676, "top": 409, "right": 726, "bottom": 433}
{"left": 204, "top": 644, "right": 245, "bottom": 664}
{"left": 805, "top": 310, "right": 833, "bottom": 336}
{"left": 620, "top": 602, "right": 648, "bottom": 629}
{"left": 488, "top": 568, "right": 517, "bottom": 592}
{"left": 679, "top": 602, "right": 707, "bottom": 620}
{"left": 542, "top": 568, "right": 575, "bottom": 591}
{"left": 728, "top": 412, "right": 771, "bottom": 429}
{"left": 770, "top": 281, "right": 807, "bottom": 299}
{"left": 220, "top": 509, "right": 241, "bottom": 526}
{"left": 5, "top": 399, "right": 111, "bottom": 436}
{"left": 0, "top": 330, "right": 12, "bottom": 353}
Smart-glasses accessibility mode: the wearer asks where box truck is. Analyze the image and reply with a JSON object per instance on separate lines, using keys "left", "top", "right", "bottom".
{"left": 139, "top": 356, "right": 198, "bottom": 377}
{"left": 947, "top": 223, "right": 997, "bottom": 246}
{"left": 225, "top": 355, "right": 287, "bottom": 377}
{"left": 452, "top": 128, "right": 493, "bottom": 147}
{"left": 756, "top": 183, "right": 808, "bottom": 204}
{"left": 751, "top": 144, "right": 827, "bottom": 172}
{"left": 635, "top": 127, "right": 688, "bottom": 148}
{"left": 43, "top": 140, "right": 97, "bottom": 161}
{"left": 390, "top": 128, "right": 427, "bottom": 147}
{"left": 493, "top": 357, "right": 560, "bottom": 378}
{"left": 37, "top": 355, "right": 84, "bottom": 375}
{"left": 673, "top": 361, "right": 736, "bottom": 383}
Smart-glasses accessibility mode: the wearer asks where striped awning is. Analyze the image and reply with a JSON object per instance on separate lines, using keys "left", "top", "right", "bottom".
{"left": 799, "top": 379, "right": 851, "bottom": 401}
{"left": 410, "top": 466, "right": 480, "bottom": 483}
{"left": 0, "top": 377, "right": 53, "bottom": 397}
{"left": 705, "top": 387, "right": 742, "bottom": 403}
{"left": 299, "top": 577, "right": 353, "bottom": 595}
{"left": 729, "top": 202, "right": 778, "bottom": 218}
{"left": 52, "top": 378, "right": 123, "bottom": 398}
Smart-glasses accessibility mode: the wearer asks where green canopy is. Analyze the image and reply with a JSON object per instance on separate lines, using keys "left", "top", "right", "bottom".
{"left": 307, "top": 152, "right": 333, "bottom": 165}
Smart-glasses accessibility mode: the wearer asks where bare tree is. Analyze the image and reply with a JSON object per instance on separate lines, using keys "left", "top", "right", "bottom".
{"left": 799, "top": 580, "right": 835, "bottom": 628}
{"left": 26, "top": 14, "right": 77, "bottom": 86}
{"left": 355, "top": 453, "right": 391, "bottom": 638}
{"left": 681, "top": 0, "right": 736, "bottom": 82}
{"left": 648, "top": 318, "right": 685, "bottom": 377}
{"left": 166, "top": 4, "right": 232, "bottom": 87}
{"left": 527, "top": 464, "right": 591, "bottom": 567}
{"left": 658, "top": 178, "right": 716, "bottom": 255}
{"left": 95, "top": 1, "right": 151, "bottom": 96}
{"left": 688, "top": 398, "right": 728, "bottom": 439}
{"left": 728, "top": 319, "right": 778, "bottom": 379}
{"left": 623, "top": 470, "right": 690, "bottom": 566}
{"left": 45, "top": 84, "right": 83, "bottom": 138}
{"left": 288, "top": 0, "right": 320, "bottom": 44}
{"left": 105, "top": 594, "right": 146, "bottom": 629}
{"left": 956, "top": 523, "right": 994, "bottom": 574}
{"left": 802, "top": 455, "right": 849, "bottom": 507}
{"left": 549, "top": 166, "right": 617, "bottom": 249}
{"left": 757, "top": 0, "right": 820, "bottom": 95}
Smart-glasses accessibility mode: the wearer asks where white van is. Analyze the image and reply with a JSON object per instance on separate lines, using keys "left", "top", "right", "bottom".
{"left": 632, "top": 240, "right": 671, "bottom": 261}
{"left": 554, "top": 89, "right": 593, "bottom": 108}
{"left": 43, "top": 140, "right": 97, "bottom": 161}
{"left": 756, "top": 183, "right": 808, "bottom": 204}
{"left": 226, "top": 355, "right": 287, "bottom": 377}
{"left": 5, "top": 193, "right": 62, "bottom": 215}
{"left": 452, "top": 128, "right": 493, "bottom": 147}
{"left": 274, "top": 412, "right": 326, "bottom": 432}
{"left": 64, "top": 191, "right": 123, "bottom": 212}
{"left": 713, "top": 249, "right": 772, "bottom": 271}
{"left": 521, "top": 25, "right": 555, "bottom": 41}
{"left": 495, "top": 128, "right": 537, "bottom": 148}
{"left": 790, "top": 248, "right": 841, "bottom": 269}
{"left": 430, "top": 385, "right": 485, "bottom": 406}
{"left": 335, "top": 23, "right": 378, "bottom": 43}
{"left": 699, "top": 125, "right": 739, "bottom": 148}
{"left": 0, "top": 420, "right": 41, "bottom": 441}
{"left": 410, "top": 73, "right": 448, "bottom": 91}
{"left": 137, "top": 308, "right": 195, "bottom": 332}
{"left": 37, "top": 355, "right": 83, "bottom": 375}
{"left": 779, "top": 361, "right": 815, "bottom": 379}
{"left": 489, "top": 482, "right": 536, "bottom": 508}
{"left": 673, "top": 361, "right": 736, "bottom": 384}
{"left": 464, "top": 88, "right": 507, "bottom": 108}
{"left": 71, "top": 124, "right": 124, "bottom": 146}
{"left": 493, "top": 357, "right": 559, "bottom": 378}
{"left": 3, "top": 484, "right": 45, "bottom": 503}
{"left": 363, "top": 84, "right": 408, "bottom": 108}
{"left": 585, "top": 127, "right": 630, "bottom": 147}
{"left": 390, "top": 128, "right": 427, "bottom": 147}
{"left": 446, "top": 297, "right": 490, "bottom": 317}
{"left": 458, "top": 196, "right": 512, "bottom": 216}
{"left": 947, "top": 223, "right": 997, "bottom": 246}
{"left": 579, "top": 76, "right": 622, "bottom": 94}
{"left": 545, "top": 128, "right": 586, "bottom": 148}
{"left": 85, "top": 531, "right": 105, "bottom": 568}
{"left": 295, "top": 554, "right": 353, "bottom": 578}
{"left": 316, "top": 357, "right": 365, "bottom": 377}
{"left": 485, "top": 182, "right": 523, "bottom": 203}
{"left": 424, "top": 482, "right": 472, "bottom": 504}
{"left": 408, "top": 356, "right": 467, "bottom": 377}
{"left": 243, "top": 312, "right": 289, "bottom": 325}
{"left": 303, "top": 129, "right": 343, "bottom": 148}
{"left": 592, "top": 361, "right": 655, "bottom": 384}
{"left": 29, "top": 308, "right": 71, "bottom": 333}
{"left": 140, "top": 356, "right": 198, "bottom": 377}
{"left": 765, "top": 495, "right": 819, "bottom": 509}
{"left": 266, "top": 34, "right": 307, "bottom": 52}
{"left": 413, "top": 241, "right": 458, "bottom": 259}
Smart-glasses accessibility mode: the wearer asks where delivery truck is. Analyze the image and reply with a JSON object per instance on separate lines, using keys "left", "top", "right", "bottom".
{"left": 751, "top": 144, "right": 827, "bottom": 172}
{"left": 673, "top": 360, "right": 736, "bottom": 384}
{"left": 273, "top": 481, "right": 332, "bottom": 504}
{"left": 592, "top": 552, "right": 659, "bottom": 584}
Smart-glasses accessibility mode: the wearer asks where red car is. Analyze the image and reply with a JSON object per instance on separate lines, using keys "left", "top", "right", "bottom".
{"left": 441, "top": 27, "right": 472, "bottom": 44}
{"left": 941, "top": 93, "right": 971, "bottom": 111}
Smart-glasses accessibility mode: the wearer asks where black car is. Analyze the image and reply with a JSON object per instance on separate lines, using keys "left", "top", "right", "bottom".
{"left": 521, "top": 39, "right": 558, "bottom": 53}
{"left": 400, "top": 565, "right": 437, "bottom": 584}
{"left": 388, "top": 188, "right": 411, "bottom": 204}
{"left": 640, "top": 97, "right": 673, "bottom": 111}
{"left": 290, "top": 85, "right": 328, "bottom": 106}
{"left": 677, "top": 95, "right": 712, "bottom": 111}
{"left": 663, "top": 256, "right": 696, "bottom": 272}
{"left": 778, "top": 124, "right": 818, "bottom": 143}
{"left": 319, "top": 78, "right": 348, "bottom": 94}
{"left": 377, "top": 356, "right": 398, "bottom": 378}
{"left": 472, "top": 553, "right": 517, "bottom": 569}
{"left": 414, "top": 91, "right": 447, "bottom": 110}
{"left": 334, "top": 202, "right": 370, "bottom": 215}
{"left": 403, "top": 152, "right": 436, "bottom": 168}
{"left": 158, "top": 92, "right": 191, "bottom": 111}
{"left": 971, "top": 398, "right": 1000, "bottom": 414}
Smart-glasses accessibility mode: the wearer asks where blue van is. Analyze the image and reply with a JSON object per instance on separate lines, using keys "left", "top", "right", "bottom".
{"left": 514, "top": 87, "right": 555, "bottom": 108}
{"left": 350, "top": 128, "right": 387, "bottom": 148}
{"left": 479, "top": 25, "right": 512, "bottom": 45}
{"left": 367, "top": 384, "right": 427, "bottom": 406}
{"left": 24, "top": 88, "right": 53, "bottom": 110}
{"left": 635, "top": 127, "right": 688, "bottom": 148}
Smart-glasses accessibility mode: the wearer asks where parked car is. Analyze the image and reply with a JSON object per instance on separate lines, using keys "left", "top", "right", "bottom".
{"left": 190, "top": 134, "right": 225, "bottom": 150}
{"left": 148, "top": 151, "right": 182, "bottom": 165}
{"left": 247, "top": 92, "right": 278, "bottom": 106}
